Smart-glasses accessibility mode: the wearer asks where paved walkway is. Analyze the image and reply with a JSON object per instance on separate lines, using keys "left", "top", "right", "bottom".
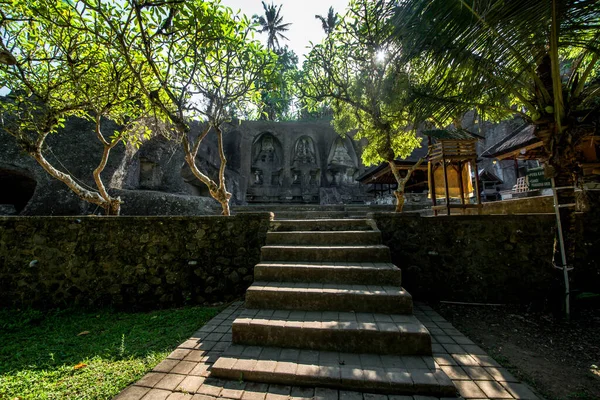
{"left": 114, "top": 301, "right": 542, "bottom": 400}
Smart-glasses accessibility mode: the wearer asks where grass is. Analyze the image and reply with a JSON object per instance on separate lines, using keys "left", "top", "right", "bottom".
{"left": 0, "top": 305, "right": 220, "bottom": 400}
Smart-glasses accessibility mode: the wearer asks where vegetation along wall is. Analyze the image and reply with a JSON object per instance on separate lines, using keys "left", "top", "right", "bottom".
{"left": 373, "top": 213, "right": 599, "bottom": 308}
{"left": 0, "top": 213, "right": 271, "bottom": 309}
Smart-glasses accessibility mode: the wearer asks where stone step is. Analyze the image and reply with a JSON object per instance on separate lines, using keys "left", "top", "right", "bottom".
{"left": 261, "top": 245, "right": 391, "bottom": 263}
{"left": 270, "top": 219, "right": 375, "bottom": 232}
{"left": 266, "top": 231, "right": 382, "bottom": 246}
{"left": 273, "top": 211, "right": 349, "bottom": 220}
{"left": 232, "top": 310, "right": 430, "bottom": 355}
{"left": 245, "top": 282, "right": 413, "bottom": 314}
{"left": 211, "top": 345, "right": 456, "bottom": 397}
{"left": 254, "top": 262, "right": 401, "bottom": 285}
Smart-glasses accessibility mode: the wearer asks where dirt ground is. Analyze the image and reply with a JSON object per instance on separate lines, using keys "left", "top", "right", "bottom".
{"left": 433, "top": 301, "right": 600, "bottom": 400}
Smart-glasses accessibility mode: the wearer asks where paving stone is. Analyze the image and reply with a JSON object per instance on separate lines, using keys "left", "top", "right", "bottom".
{"left": 155, "top": 374, "right": 186, "bottom": 391}
{"left": 189, "top": 363, "right": 210, "bottom": 377}
{"left": 440, "top": 365, "right": 470, "bottom": 380}
{"left": 452, "top": 336, "right": 475, "bottom": 346}
{"left": 153, "top": 359, "right": 180, "bottom": 373}
{"left": 141, "top": 389, "right": 173, "bottom": 400}
{"left": 183, "top": 350, "right": 207, "bottom": 363}
{"left": 442, "top": 344, "right": 466, "bottom": 354}
{"left": 451, "top": 354, "right": 480, "bottom": 366}
{"left": 241, "top": 382, "right": 269, "bottom": 400}
{"left": 338, "top": 390, "right": 361, "bottom": 400}
{"left": 433, "top": 354, "right": 457, "bottom": 366}
{"left": 191, "top": 395, "right": 218, "bottom": 400}
{"left": 168, "top": 348, "right": 192, "bottom": 360}
{"left": 433, "top": 335, "right": 456, "bottom": 344}
{"left": 453, "top": 380, "right": 487, "bottom": 399}
{"left": 136, "top": 372, "right": 167, "bottom": 388}
{"left": 462, "top": 366, "right": 494, "bottom": 381}
{"left": 484, "top": 367, "right": 519, "bottom": 382}
{"left": 196, "top": 379, "right": 224, "bottom": 397}
{"left": 475, "top": 380, "right": 513, "bottom": 398}
{"left": 363, "top": 393, "right": 388, "bottom": 400}
{"left": 501, "top": 382, "right": 540, "bottom": 399}
{"left": 171, "top": 361, "right": 197, "bottom": 375}
{"left": 219, "top": 381, "right": 247, "bottom": 399}
{"left": 471, "top": 354, "right": 501, "bottom": 367}
{"left": 166, "top": 393, "right": 193, "bottom": 400}
{"left": 461, "top": 345, "right": 487, "bottom": 355}
{"left": 114, "top": 385, "right": 150, "bottom": 400}
{"left": 177, "top": 376, "right": 204, "bottom": 393}
{"left": 289, "top": 386, "right": 315, "bottom": 399}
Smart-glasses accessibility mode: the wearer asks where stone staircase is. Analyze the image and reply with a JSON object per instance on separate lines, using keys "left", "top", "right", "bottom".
{"left": 211, "top": 217, "right": 457, "bottom": 397}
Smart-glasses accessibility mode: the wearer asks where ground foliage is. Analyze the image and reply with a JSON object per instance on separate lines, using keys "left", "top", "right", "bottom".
{"left": 0, "top": 306, "right": 219, "bottom": 400}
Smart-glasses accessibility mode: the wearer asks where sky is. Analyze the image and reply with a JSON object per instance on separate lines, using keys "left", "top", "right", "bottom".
{"left": 220, "top": 0, "right": 350, "bottom": 63}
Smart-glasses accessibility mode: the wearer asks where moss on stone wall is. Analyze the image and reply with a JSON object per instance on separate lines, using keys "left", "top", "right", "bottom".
{"left": 0, "top": 213, "right": 271, "bottom": 309}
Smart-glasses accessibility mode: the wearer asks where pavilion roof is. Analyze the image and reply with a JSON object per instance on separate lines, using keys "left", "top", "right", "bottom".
{"left": 481, "top": 124, "right": 539, "bottom": 159}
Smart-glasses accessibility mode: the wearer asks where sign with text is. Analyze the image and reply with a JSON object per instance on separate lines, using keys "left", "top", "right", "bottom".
{"left": 527, "top": 167, "right": 552, "bottom": 189}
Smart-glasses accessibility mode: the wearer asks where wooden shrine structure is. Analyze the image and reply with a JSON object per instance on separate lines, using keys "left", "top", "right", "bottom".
{"left": 425, "top": 129, "right": 483, "bottom": 215}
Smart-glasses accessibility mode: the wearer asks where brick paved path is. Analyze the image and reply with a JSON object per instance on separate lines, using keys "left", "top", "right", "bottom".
{"left": 114, "top": 301, "right": 542, "bottom": 400}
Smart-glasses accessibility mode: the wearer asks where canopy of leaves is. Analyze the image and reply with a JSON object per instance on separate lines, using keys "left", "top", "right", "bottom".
{"left": 257, "top": 45, "right": 299, "bottom": 121}
{"left": 0, "top": 0, "right": 150, "bottom": 145}
{"left": 301, "top": 0, "right": 420, "bottom": 166}
{"left": 393, "top": 0, "right": 600, "bottom": 130}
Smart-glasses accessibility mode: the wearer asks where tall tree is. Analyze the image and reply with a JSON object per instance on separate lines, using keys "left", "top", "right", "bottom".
{"left": 259, "top": 45, "right": 299, "bottom": 121}
{"left": 315, "top": 6, "right": 339, "bottom": 35}
{"left": 254, "top": 1, "right": 291, "bottom": 51}
{"left": 0, "top": 0, "right": 150, "bottom": 215}
{"left": 393, "top": 0, "right": 600, "bottom": 312}
{"left": 301, "top": 0, "right": 421, "bottom": 211}
{"left": 75, "top": 0, "right": 275, "bottom": 215}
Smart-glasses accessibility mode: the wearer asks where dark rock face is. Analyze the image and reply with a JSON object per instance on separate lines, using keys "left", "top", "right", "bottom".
{"left": 113, "top": 189, "right": 218, "bottom": 216}
{"left": 0, "top": 213, "right": 271, "bottom": 309}
{"left": 0, "top": 117, "right": 126, "bottom": 215}
{"left": 1, "top": 116, "right": 369, "bottom": 215}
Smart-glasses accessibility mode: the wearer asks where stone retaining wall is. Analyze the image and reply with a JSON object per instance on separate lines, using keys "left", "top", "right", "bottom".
{"left": 372, "top": 213, "right": 565, "bottom": 306}
{"left": 465, "top": 195, "right": 554, "bottom": 215}
{"left": 0, "top": 213, "right": 271, "bottom": 309}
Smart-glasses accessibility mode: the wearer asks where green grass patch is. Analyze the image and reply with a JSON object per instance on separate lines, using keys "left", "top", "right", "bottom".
{"left": 0, "top": 306, "right": 220, "bottom": 400}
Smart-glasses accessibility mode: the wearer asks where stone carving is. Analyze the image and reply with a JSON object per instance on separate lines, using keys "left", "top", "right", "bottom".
{"left": 293, "top": 136, "right": 317, "bottom": 165}
{"left": 327, "top": 137, "right": 358, "bottom": 186}
{"left": 290, "top": 136, "right": 320, "bottom": 202}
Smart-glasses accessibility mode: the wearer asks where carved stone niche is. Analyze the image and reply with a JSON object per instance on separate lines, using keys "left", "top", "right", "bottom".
{"left": 291, "top": 136, "right": 320, "bottom": 203}
{"left": 247, "top": 132, "right": 284, "bottom": 202}
{"left": 326, "top": 137, "right": 358, "bottom": 186}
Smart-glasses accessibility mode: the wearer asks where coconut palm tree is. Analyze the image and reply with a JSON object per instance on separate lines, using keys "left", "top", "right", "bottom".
{"left": 393, "top": 0, "right": 600, "bottom": 315}
{"left": 315, "top": 6, "right": 339, "bottom": 35}
{"left": 254, "top": 1, "right": 291, "bottom": 51}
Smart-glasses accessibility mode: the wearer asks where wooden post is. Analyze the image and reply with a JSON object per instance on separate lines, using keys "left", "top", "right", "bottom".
{"left": 442, "top": 159, "right": 451, "bottom": 216}
{"left": 457, "top": 161, "right": 466, "bottom": 207}
{"left": 474, "top": 158, "right": 482, "bottom": 215}
{"left": 428, "top": 138, "right": 438, "bottom": 216}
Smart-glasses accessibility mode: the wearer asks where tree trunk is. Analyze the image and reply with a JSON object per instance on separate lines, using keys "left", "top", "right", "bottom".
{"left": 393, "top": 191, "right": 405, "bottom": 212}
{"left": 182, "top": 125, "right": 232, "bottom": 216}
{"left": 215, "top": 126, "right": 232, "bottom": 216}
